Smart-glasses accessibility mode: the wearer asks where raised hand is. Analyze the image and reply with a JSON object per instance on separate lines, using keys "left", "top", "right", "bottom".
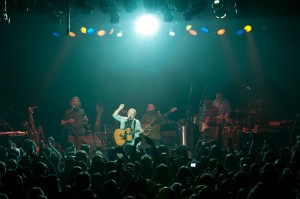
{"left": 119, "top": 104, "right": 125, "bottom": 110}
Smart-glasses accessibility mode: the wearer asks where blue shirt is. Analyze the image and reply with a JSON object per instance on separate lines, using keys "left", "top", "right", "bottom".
{"left": 113, "top": 115, "right": 142, "bottom": 145}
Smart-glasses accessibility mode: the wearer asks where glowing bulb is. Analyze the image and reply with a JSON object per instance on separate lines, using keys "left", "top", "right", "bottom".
{"left": 217, "top": 29, "right": 225, "bottom": 35}
{"left": 97, "top": 30, "right": 106, "bottom": 36}
{"left": 80, "top": 27, "right": 87, "bottom": 34}
{"left": 186, "top": 25, "right": 192, "bottom": 31}
{"left": 244, "top": 25, "right": 252, "bottom": 32}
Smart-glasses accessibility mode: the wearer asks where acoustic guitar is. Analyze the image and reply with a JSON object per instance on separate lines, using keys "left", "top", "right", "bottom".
{"left": 114, "top": 125, "right": 151, "bottom": 146}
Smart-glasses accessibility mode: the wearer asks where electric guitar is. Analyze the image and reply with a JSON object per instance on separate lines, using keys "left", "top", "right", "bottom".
{"left": 114, "top": 125, "right": 151, "bottom": 146}
{"left": 142, "top": 107, "right": 178, "bottom": 136}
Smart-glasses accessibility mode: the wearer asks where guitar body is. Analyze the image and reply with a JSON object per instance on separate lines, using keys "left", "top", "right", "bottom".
{"left": 143, "top": 127, "right": 152, "bottom": 136}
{"left": 114, "top": 128, "right": 133, "bottom": 146}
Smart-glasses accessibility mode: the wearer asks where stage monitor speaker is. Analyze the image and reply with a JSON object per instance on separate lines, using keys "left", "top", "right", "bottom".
{"left": 161, "top": 131, "right": 176, "bottom": 149}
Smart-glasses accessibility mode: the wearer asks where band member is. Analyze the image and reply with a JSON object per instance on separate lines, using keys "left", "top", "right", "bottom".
{"left": 212, "top": 91, "right": 231, "bottom": 121}
{"left": 61, "top": 96, "right": 88, "bottom": 150}
{"left": 112, "top": 104, "right": 143, "bottom": 146}
{"left": 199, "top": 97, "right": 219, "bottom": 140}
{"left": 140, "top": 104, "right": 164, "bottom": 146}
{"left": 212, "top": 91, "right": 232, "bottom": 147}
{"left": 141, "top": 104, "right": 177, "bottom": 146}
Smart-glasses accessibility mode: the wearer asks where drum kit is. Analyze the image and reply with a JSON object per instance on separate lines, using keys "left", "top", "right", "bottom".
{"left": 221, "top": 107, "right": 266, "bottom": 147}
{"left": 83, "top": 123, "right": 119, "bottom": 151}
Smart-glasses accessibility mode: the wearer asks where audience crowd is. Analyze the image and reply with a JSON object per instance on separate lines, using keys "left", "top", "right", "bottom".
{"left": 1, "top": 134, "right": 300, "bottom": 199}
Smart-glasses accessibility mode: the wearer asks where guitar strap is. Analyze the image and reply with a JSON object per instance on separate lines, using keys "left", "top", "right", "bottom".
{"left": 125, "top": 119, "right": 133, "bottom": 130}
{"left": 133, "top": 119, "right": 136, "bottom": 131}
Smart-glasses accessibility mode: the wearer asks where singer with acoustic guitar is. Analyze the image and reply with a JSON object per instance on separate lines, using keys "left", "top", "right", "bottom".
{"left": 61, "top": 96, "right": 88, "bottom": 150}
{"left": 112, "top": 104, "right": 144, "bottom": 147}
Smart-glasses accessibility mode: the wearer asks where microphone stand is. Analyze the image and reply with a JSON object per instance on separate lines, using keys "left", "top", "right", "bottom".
{"left": 289, "top": 114, "right": 300, "bottom": 145}
{"left": 198, "top": 85, "right": 207, "bottom": 117}
{"left": 186, "top": 83, "right": 193, "bottom": 123}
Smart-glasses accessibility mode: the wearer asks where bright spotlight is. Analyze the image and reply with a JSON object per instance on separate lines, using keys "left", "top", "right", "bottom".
{"left": 135, "top": 15, "right": 160, "bottom": 36}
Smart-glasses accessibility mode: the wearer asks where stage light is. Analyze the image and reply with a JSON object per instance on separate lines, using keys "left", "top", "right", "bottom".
{"left": 99, "top": 0, "right": 110, "bottom": 12}
{"left": 87, "top": 28, "right": 95, "bottom": 34}
{"left": 212, "top": 0, "right": 227, "bottom": 19}
{"left": 69, "top": 32, "right": 76, "bottom": 37}
{"left": 81, "top": 27, "right": 87, "bottom": 33}
{"left": 183, "top": 0, "right": 207, "bottom": 21}
{"left": 97, "top": 30, "right": 106, "bottom": 36}
{"left": 0, "top": 0, "right": 10, "bottom": 25}
{"left": 52, "top": 32, "right": 60, "bottom": 37}
{"left": 169, "top": 30, "right": 175, "bottom": 36}
{"left": 186, "top": 25, "right": 192, "bottom": 31}
{"left": 124, "top": 0, "right": 138, "bottom": 13}
{"left": 135, "top": 15, "right": 159, "bottom": 36}
{"left": 116, "top": 31, "right": 123, "bottom": 37}
{"left": 109, "top": 28, "right": 114, "bottom": 35}
{"left": 188, "top": 30, "right": 197, "bottom": 36}
{"left": 76, "top": 0, "right": 93, "bottom": 15}
{"left": 109, "top": 11, "right": 120, "bottom": 24}
{"left": 99, "top": 0, "right": 119, "bottom": 23}
{"left": 217, "top": 29, "right": 225, "bottom": 35}
{"left": 244, "top": 25, "right": 252, "bottom": 32}
{"left": 160, "top": 1, "right": 173, "bottom": 22}
{"left": 174, "top": 0, "right": 189, "bottom": 12}
{"left": 108, "top": 1, "right": 120, "bottom": 24}
{"left": 201, "top": 27, "right": 209, "bottom": 33}
{"left": 236, "top": 29, "right": 245, "bottom": 35}
{"left": 144, "top": 0, "right": 158, "bottom": 13}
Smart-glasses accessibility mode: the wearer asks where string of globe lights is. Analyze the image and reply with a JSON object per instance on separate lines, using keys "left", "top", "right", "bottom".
{"left": 0, "top": 0, "right": 252, "bottom": 37}
{"left": 53, "top": 24, "right": 252, "bottom": 38}
{"left": 54, "top": 0, "right": 252, "bottom": 38}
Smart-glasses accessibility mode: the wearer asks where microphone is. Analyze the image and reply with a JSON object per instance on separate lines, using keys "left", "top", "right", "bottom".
{"left": 32, "top": 106, "right": 39, "bottom": 110}
{"left": 71, "top": 106, "right": 75, "bottom": 112}
{"left": 246, "top": 86, "right": 251, "bottom": 90}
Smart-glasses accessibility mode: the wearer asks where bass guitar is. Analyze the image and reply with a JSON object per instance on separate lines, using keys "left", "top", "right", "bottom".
{"left": 142, "top": 107, "right": 177, "bottom": 136}
{"left": 114, "top": 125, "right": 151, "bottom": 146}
